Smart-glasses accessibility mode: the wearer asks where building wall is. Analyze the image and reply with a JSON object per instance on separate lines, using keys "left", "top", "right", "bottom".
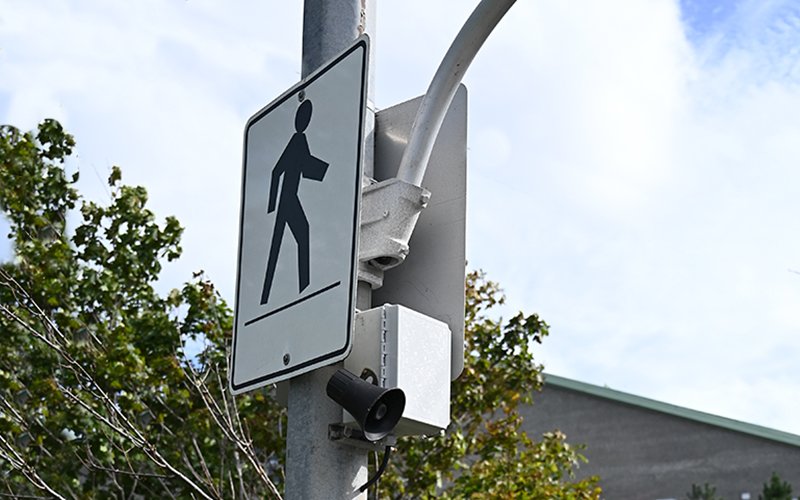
{"left": 520, "top": 384, "right": 800, "bottom": 499}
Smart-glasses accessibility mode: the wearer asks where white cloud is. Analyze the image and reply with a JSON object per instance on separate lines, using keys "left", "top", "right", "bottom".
{"left": 1, "top": 1, "right": 304, "bottom": 293}
{"left": 485, "top": 0, "right": 693, "bottom": 210}
{"left": 0, "top": 215, "right": 11, "bottom": 262}
{"left": 459, "top": 0, "right": 800, "bottom": 434}
{"left": 470, "top": 126, "right": 512, "bottom": 171}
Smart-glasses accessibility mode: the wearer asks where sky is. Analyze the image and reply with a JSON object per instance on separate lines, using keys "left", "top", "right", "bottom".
{"left": 1, "top": 0, "right": 800, "bottom": 435}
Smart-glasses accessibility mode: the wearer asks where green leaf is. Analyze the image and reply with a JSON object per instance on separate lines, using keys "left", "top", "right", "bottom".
{"left": 108, "top": 165, "right": 122, "bottom": 186}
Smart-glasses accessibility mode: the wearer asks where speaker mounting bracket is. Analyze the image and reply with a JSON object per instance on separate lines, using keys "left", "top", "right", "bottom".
{"left": 328, "top": 424, "right": 397, "bottom": 451}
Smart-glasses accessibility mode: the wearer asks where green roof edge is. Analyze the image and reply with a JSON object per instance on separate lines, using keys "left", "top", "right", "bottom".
{"left": 543, "top": 373, "right": 800, "bottom": 448}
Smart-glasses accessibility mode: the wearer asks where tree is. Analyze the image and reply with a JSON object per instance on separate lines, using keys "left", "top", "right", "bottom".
{"left": 0, "top": 120, "right": 285, "bottom": 498}
{"left": 760, "top": 472, "right": 793, "bottom": 500}
{"left": 0, "top": 120, "right": 600, "bottom": 498}
{"left": 687, "top": 483, "right": 722, "bottom": 500}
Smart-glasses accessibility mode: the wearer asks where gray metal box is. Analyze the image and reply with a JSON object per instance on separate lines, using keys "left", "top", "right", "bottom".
{"left": 344, "top": 304, "right": 451, "bottom": 436}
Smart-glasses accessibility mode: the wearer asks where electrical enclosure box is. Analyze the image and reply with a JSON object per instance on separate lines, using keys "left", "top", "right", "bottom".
{"left": 344, "top": 304, "right": 451, "bottom": 436}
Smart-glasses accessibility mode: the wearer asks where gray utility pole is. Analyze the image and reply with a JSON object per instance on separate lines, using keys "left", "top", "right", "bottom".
{"left": 284, "top": 1, "right": 375, "bottom": 499}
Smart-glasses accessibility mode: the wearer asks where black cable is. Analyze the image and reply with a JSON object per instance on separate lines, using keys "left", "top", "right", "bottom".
{"left": 358, "top": 445, "right": 392, "bottom": 493}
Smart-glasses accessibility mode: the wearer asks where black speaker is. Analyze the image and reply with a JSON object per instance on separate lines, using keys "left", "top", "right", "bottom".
{"left": 326, "top": 368, "right": 406, "bottom": 442}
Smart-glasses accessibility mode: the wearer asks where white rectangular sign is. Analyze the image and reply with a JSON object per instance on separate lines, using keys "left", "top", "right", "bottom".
{"left": 230, "top": 36, "right": 369, "bottom": 394}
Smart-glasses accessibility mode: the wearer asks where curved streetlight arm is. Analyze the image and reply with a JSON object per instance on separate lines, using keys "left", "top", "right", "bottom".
{"left": 394, "top": 0, "right": 517, "bottom": 187}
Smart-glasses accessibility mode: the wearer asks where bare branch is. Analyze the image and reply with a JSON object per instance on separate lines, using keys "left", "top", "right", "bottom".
{"left": 182, "top": 364, "right": 283, "bottom": 499}
{"left": 0, "top": 434, "right": 66, "bottom": 500}
{"left": 0, "top": 394, "right": 27, "bottom": 426}
{"left": 1, "top": 287, "right": 215, "bottom": 500}
{"left": 58, "top": 385, "right": 145, "bottom": 450}
{"left": 228, "top": 470, "right": 237, "bottom": 500}
{"left": 191, "top": 437, "right": 219, "bottom": 498}
{"left": 158, "top": 477, "right": 179, "bottom": 500}
{"left": 81, "top": 455, "right": 169, "bottom": 480}
{"left": 0, "top": 493, "right": 53, "bottom": 499}
{"left": 0, "top": 269, "right": 69, "bottom": 346}
{"left": 1, "top": 264, "right": 288, "bottom": 500}
{"left": 181, "top": 451, "right": 219, "bottom": 499}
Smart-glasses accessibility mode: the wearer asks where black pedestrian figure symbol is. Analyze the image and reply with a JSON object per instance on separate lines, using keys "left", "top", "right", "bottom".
{"left": 261, "top": 99, "right": 329, "bottom": 305}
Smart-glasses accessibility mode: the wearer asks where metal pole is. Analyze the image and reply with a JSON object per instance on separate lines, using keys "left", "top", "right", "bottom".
{"left": 395, "top": 0, "right": 517, "bottom": 187}
{"left": 285, "top": 1, "right": 375, "bottom": 499}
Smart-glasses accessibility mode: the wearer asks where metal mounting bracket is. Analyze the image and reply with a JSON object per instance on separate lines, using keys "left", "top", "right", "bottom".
{"left": 358, "top": 178, "right": 430, "bottom": 279}
{"left": 328, "top": 424, "right": 397, "bottom": 451}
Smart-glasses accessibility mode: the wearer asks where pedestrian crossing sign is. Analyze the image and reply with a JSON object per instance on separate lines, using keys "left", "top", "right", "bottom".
{"left": 230, "top": 36, "right": 368, "bottom": 394}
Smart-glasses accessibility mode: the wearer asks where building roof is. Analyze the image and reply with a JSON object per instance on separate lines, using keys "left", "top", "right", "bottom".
{"left": 544, "top": 373, "right": 800, "bottom": 448}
